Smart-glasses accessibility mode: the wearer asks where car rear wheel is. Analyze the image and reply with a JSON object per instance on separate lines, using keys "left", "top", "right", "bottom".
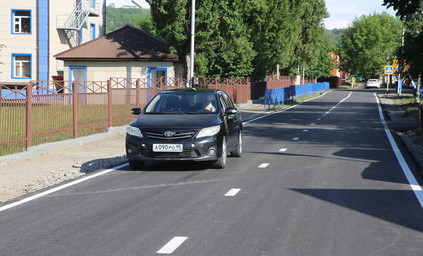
{"left": 128, "top": 160, "right": 145, "bottom": 170}
{"left": 212, "top": 138, "right": 227, "bottom": 169}
{"left": 230, "top": 132, "right": 242, "bottom": 157}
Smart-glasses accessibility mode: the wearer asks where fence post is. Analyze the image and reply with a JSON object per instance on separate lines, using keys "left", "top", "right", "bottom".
{"left": 26, "top": 83, "right": 33, "bottom": 149}
{"left": 107, "top": 79, "right": 113, "bottom": 128}
{"left": 72, "top": 81, "right": 79, "bottom": 138}
{"left": 136, "top": 79, "right": 140, "bottom": 108}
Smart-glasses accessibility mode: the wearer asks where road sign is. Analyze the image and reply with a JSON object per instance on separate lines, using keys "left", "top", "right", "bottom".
{"left": 384, "top": 65, "right": 394, "bottom": 75}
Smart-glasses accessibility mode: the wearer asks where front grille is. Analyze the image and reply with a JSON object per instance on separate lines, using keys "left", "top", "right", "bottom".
{"left": 145, "top": 130, "right": 197, "bottom": 140}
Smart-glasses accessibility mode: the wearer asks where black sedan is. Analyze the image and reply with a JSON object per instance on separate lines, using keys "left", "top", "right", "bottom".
{"left": 125, "top": 88, "right": 243, "bottom": 169}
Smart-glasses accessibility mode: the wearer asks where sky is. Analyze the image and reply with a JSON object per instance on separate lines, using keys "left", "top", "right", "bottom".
{"left": 105, "top": 0, "right": 397, "bottom": 30}
{"left": 324, "top": 0, "right": 396, "bottom": 29}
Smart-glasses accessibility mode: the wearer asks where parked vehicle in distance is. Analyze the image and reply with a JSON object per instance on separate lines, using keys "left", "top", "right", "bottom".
{"left": 365, "top": 79, "right": 381, "bottom": 88}
{"left": 126, "top": 88, "right": 243, "bottom": 169}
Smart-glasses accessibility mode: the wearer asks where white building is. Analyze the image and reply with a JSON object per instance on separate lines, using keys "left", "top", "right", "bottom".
{"left": 0, "top": 0, "right": 106, "bottom": 86}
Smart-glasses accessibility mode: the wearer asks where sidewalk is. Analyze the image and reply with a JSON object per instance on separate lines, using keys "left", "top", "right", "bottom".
{"left": 0, "top": 101, "right": 269, "bottom": 203}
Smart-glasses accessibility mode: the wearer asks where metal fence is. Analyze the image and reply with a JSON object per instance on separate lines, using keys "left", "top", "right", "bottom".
{"left": 264, "top": 82, "right": 330, "bottom": 110}
{"left": 0, "top": 76, "right": 250, "bottom": 156}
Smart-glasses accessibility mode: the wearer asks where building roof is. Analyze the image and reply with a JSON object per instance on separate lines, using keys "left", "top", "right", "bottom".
{"left": 54, "top": 26, "right": 179, "bottom": 62}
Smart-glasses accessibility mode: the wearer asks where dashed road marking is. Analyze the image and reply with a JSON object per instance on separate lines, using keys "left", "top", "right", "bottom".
{"left": 279, "top": 148, "right": 287, "bottom": 152}
{"left": 157, "top": 236, "right": 188, "bottom": 254}
{"left": 293, "top": 137, "right": 300, "bottom": 141}
{"left": 258, "top": 163, "right": 270, "bottom": 168}
{"left": 225, "top": 188, "right": 241, "bottom": 197}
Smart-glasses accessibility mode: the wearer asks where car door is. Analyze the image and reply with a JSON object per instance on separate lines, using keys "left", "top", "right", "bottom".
{"left": 219, "top": 92, "right": 241, "bottom": 149}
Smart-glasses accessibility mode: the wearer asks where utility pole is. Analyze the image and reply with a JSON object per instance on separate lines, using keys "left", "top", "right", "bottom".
{"left": 189, "top": 0, "right": 195, "bottom": 87}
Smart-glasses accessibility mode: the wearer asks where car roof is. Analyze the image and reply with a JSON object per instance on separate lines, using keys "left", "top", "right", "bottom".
{"left": 163, "top": 88, "right": 221, "bottom": 93}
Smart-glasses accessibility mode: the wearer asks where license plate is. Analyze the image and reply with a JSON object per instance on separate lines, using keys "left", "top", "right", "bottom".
{"left": 153, "top": 144, "right": 183, "bottom": 152}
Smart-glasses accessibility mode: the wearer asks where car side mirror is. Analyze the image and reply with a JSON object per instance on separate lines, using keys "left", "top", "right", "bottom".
{"left": 131, "top": 107, "right": 141, "bottom": 115}
{"left": 225, "top": 107, "right": 238, "bottom": 115}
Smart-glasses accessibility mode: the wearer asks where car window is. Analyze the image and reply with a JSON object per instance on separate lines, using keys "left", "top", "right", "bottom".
{"left": 144, "top": 92, "right": 218, "bottom": 114}
{"left": 223, "top": 93, "right": 235, "bottom": 108}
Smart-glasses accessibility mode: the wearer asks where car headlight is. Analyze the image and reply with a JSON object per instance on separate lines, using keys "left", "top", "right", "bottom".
{"left": 126, "top": 126, "right": 143, "bottom": 138}
{"left": 196, "top": 125, "right": 221, "bottom": 138}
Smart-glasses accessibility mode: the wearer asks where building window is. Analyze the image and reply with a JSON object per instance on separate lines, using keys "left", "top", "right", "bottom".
{"left": 12, "top": 54, "right": 31, "bottom": 78}
{"left": 90, "top": 23, "right": 96, "bottom": 40}
{"left": 90, "top": 0, "right": 96, "bottom": 8}
{"left": 12, "top": 10, "right": 31, "bottom": 34}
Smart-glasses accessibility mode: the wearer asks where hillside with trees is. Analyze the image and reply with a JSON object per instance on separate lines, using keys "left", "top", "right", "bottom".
{"left": 325, "top": 28, "right": 344, "bottom": 49}
{"left": 106, "top": 7, "right": 150, "bottom": 33}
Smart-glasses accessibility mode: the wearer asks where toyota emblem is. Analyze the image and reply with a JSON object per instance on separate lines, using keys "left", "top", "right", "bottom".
{"left": 164, "top": 131, "right": 175, "bottom": 137}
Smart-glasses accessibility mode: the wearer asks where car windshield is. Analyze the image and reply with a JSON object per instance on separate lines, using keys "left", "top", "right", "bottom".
{"left": 144, "top": 91, "right": 218, "bottom": 114}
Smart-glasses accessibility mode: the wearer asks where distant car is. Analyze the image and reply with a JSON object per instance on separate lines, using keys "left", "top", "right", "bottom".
{"left": 365, "top": 79, "right": 380, "bottom": 88}
{"left": 125, "top": 88, "right": 243, "bottom": 169}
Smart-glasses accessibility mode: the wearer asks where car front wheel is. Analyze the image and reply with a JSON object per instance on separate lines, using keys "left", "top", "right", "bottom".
{"left": 230, "top": 132, "right": 242, "bottom": 157}
{"left": 212, "top": 138, "right": 227, "bottom": 169}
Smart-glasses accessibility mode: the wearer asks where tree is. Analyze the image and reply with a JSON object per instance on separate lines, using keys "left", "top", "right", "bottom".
{"left": 339, "top": 13, "right": 402, "bottom": 78}
{"left": 194, "top": 0, "right": 256, "bottom": 78}
{"left": 383, "top": 0, "right": 422, "bottom": 19}
{"left": 245, "top": 0, "right": 331, "bottom": 79}
{"left": 293, "top": 0, "right": 332, "bottom": 78}
{"left": 147, "top": 0, "right": 332, "bottom": 80}
{"left": 135, "top": 17, "right": 158, "bottom": 37}
{"left": 383, "top": 0, "right": 422, "bottom": 102}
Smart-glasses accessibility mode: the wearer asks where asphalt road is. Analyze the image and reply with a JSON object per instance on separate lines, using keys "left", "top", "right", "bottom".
{"left": 1, "top": 90, "right": 423, "bottom": 256}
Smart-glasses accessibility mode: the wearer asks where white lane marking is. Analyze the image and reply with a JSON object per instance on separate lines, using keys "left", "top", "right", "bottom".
{"left": 225, "top": 188, "right": 241, "bottom": 197}
{"left": 157, "top": 236, "right": 188, "bottom": 254}
{"left": 324, "top": 92, "right": 352, "bottom": 116}
{"left": 279, "top": 148, "right": 287, "bottom": 152}
{"left": 0, "top": 163, "right": 129, "bottom": 213}
{"left": 302, "top": 130, "right": 309, "bottom": 132}
{"left": 258, "top": 163, "right": 270, "bottom": 168}
{"left": 293, "top": 137, "right": 300, "bottom": 141}
{"left": 243, "top": 90, "right": 332, "bottom": 124}
{"left": 310, "top": 123, "right": 315, "bottom": 126}
{"left": 317, "top": 118, "right": 322, "bottom": 121}
{"left": 375, "top": 93, "right": 423, "bottom": 208}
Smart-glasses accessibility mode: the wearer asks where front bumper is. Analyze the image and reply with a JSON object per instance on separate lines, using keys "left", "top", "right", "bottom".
{"left": 126, "top": 134, "right": 220, "bottom": 162}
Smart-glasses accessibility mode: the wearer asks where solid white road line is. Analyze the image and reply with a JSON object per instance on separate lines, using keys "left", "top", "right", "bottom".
{"left": 375, "top": 93, "right": 423, "bottom": 208}
{"left": 157, "top": 236, "right": 188, "bottom": 254}
{"left": 243, "top": 90, "right": 332, "bottom": 125}
{"left": 225, "top": 188, "right": 241, "bottom": 197}
{"left": 0, "top": 163, "right": 129, "bottom": 213}
{"left": 258, "top": 163, "right": 270, "bottom": 168}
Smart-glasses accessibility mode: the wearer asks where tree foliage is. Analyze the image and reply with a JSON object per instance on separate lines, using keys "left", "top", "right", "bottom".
{"left": 339, "top": 13, "right": 402, "bottom": 78}
{"left": 383, "top": 0, "right": 422, "bottom": 19}
{"left": 146, "top": 0, "right": 332, "bottom": 79}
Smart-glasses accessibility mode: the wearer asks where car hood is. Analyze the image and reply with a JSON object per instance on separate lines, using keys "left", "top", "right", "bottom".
{"left": 131, "top": 113, "right": 221, "bottom": 129}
